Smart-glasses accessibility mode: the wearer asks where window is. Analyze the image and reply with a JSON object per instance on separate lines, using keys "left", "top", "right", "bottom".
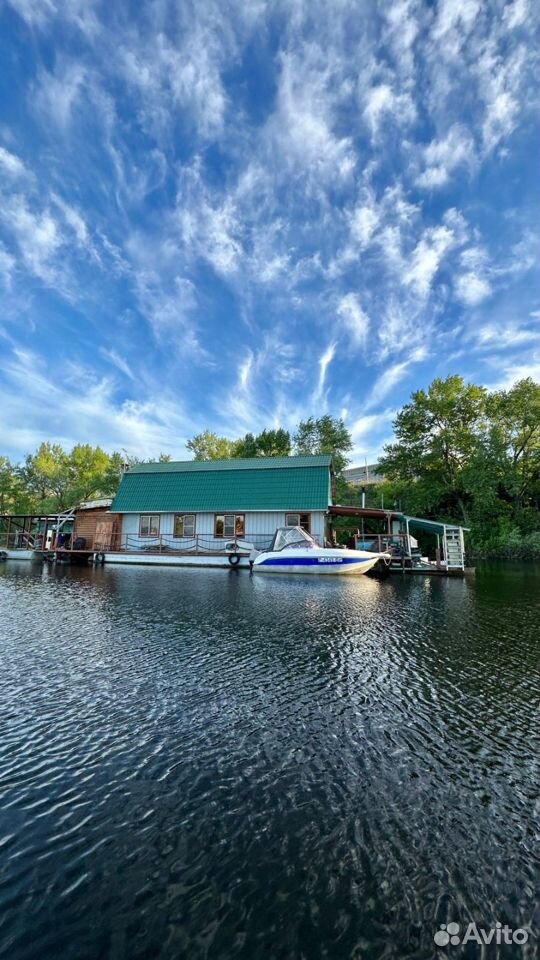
{"left": 214, "top": 514, "right": 245, "bottom": 538}
{"left": 174, "top": 514, "right": 196, "bottom": 538}
{"left": 285, "top": 513, "right": 311, "bottom": 533}
{"left": 139, "top": 515, "right": 160, "bottom": 537}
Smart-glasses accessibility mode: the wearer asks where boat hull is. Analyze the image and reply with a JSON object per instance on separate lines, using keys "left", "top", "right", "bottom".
{"left": 252, "top": 548, "right": 383, "bottom": 575}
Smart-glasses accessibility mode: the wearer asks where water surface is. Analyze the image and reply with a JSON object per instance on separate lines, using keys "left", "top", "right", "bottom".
{"left": 0, "top": 561, "right": 538, "bottom": 959}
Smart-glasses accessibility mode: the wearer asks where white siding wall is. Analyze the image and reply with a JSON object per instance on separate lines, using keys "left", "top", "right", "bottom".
{"left": 120, "top": 511, "right": 326, "bottom": 550}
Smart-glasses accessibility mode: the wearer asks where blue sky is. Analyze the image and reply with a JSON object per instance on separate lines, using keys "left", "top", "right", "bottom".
{"left": 0, "top": 0, "right": 538, "bottom": 464}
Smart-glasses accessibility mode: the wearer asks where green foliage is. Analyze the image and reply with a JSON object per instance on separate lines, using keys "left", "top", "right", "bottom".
{"left": 378, "top": 375, "right": 540, "bottom": 558}
{"left": 293, "top": 415, "right": 353, "bottom": 476}
{"left": 186, "top": 428, "right": 292, "bottom": 460}
{"left": 0, "top": 445, "right": 139, "bottom": 514}
{"left": 379, "top": 375, "right": 487, "bottom": 522}
{"left": 186, "top": 431, "right": 238, "bottom": 461}
{"left": 234, "top": 428, "right": 291, "bottom": 458}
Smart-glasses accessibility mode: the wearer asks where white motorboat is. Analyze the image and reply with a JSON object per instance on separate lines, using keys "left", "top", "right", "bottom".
{"left": 249, "top": 526, "right": 389, "bottom": 575}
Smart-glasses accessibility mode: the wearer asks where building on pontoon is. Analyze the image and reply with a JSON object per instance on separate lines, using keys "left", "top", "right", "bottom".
{"left": 0, "top": 455, "right": 470, "bottom": 573}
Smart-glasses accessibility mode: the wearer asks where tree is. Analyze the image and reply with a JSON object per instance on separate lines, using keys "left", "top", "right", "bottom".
{"left": 484, "top": 378, "right": 540, "bottom": 516}
{"left": 294, "top": 415, "right": 353, "bottom": 476}
{"left": 187, "top": 428, "right": 291, "bottom": 460}
{"left": 0, "top": 457, "right": 29, "bottom": 514}
{"left": 18, "top": 443, "right": 71, "bottom": 510}
{"left": 186, "top": 431, "right": 237, "bottom": 460}
{"left": 234, "top": 428, "right": 291, "bottom": 458}
{"left": 378, "top": 376, "right": 487, "bottom": 522}
{"left": 233, "top": 433, "right": 258, "bottom": 458}
{"left": 67, "top": 444, "right": 111, "bottom": 504}
{"left": 253, "top": 428, "right": 291, "bottom": 457}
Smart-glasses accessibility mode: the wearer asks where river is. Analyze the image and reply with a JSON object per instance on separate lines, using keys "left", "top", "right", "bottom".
{"left": 0, "top": 561, "right": 538, "bottom": 959}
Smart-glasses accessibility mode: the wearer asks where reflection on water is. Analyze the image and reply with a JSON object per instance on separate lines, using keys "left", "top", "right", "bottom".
{"left": 0, "top": 561, "right": 538, "bottom": 959}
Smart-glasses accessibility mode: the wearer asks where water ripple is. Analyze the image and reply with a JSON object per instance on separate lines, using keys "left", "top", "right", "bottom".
{"left": 0, "top": 561, "right": 538, "bottom": 960}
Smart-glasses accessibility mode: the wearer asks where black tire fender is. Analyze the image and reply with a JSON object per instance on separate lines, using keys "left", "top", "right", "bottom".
{"left": 228, "top": 553, "right": 241, "bottom": 566}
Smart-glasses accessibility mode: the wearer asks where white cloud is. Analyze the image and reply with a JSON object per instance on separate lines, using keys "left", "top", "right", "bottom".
{"left": 503, "top": 0, "right": 529, "bottom": 29}
{"left": 0, "top": 244, "right": 16, "bottom": 287}
{"left": 432, "top": 0, "right": 481, "bottom": 43}
{"left": 120, "top": 30, "right": 228, "bottom": 141}
{"left": 404, "top": 224, "right": 455, "bottom": 296}
{"left": 337, "top": 293, "right": 370, "bottom": 348}
{"left": 267, "top": 48, "right": 356, "bottom": 183}
{"left": 415, "top": 124, "right": 475, "bottom": 189}
{"left": 350, "top": 194, "right": 380, "bottom": 250}
{"left": 176, "top": 164, "right": 243, "bottom": 276}
{"left": 455, "top": 248, "right": 492, "bottom": 305}
{"left": 455, "top": 273, "right": 492, "bottom": 305}
{"left": 363, "top": 83, "right": 416, "bottom": 138}
{"left": 376, "top": 299, "right": 431, "bottom": 360}
{"left": 313, "top": 341, "right": 336, "bottom": 405}
{"left": 33, "top": 60, "right": 87, "bottom": 129}
{"left": 475, "top": 42, "right": 526, "bottom": 153}
{"left": 2, "top": 195, "right": 65, "bottom": 287}
{"left": 99, "top": 348, "right": 135, "bottom": 381}
{"left": 0, "top": 146, "right": 27, "bottom": 178}
{"left": 0, "top": 347, "right": 193, "bottom": 460}
{"left": 471, "top": 322, "right": 537, "bottom": 348}
{"left": 238, "top": 352, "right": 253, "bottom": 390}
{"left": 484, "top": 352, "right": 540, "bottom": 390}
{"left": 7, "top": 0, "right": 100, "bottom": 35}
{"left": 366, "top": 360, "right": 411, "bottom": 410}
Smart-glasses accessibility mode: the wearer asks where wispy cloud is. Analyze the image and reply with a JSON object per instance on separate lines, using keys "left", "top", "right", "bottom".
{"left": 337, "top": 294, "right": 370, "bottom": 349}
{"left": 0, "top": 0, "right": 537, "bottom": 463}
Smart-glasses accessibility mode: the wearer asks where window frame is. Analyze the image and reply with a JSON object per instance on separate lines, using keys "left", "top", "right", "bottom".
{"left": 139, "top": 514, "right": 161, "bottom": 537}
{"left": 285, "top": 512, "right": 311, "bottom": 533}
{"left": 214, "top": 513, "right": 246, "bottom": 538}
{"left": 173, "top": 513, "right": 196, "bottom": 538}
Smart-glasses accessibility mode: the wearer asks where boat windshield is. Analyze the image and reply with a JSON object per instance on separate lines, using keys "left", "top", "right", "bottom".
{"left": 269, "top": 527, "right": 316, "bottom": 552}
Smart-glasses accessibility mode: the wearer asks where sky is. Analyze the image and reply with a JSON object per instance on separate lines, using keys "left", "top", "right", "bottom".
{"left": 0, "top": 0, "right": 538, "bottom": 465}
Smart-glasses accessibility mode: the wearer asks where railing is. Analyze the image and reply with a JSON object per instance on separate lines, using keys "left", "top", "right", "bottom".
{"left": 354, "top": 533, "right": 410, "bottom": 555}
{"left": 0, "top": 530, "right": 320, "bottom": 555}
{"left": 0, "top": 532, "right": 44, "bottom": 549}
{"left": 91, "top": 533, "right": 280, "bottom": 555}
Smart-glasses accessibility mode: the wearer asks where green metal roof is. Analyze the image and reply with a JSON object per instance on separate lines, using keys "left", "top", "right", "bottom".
{"left": 111, "top": 455, "right": 332, "bottom": 513}
{"left": 404, "top": 516, "right": 469, "bottom": 533}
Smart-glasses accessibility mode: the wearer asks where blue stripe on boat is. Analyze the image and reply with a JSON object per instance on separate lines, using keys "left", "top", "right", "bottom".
{"left": 259, "top": 556, "right": 371, "bottom": 566}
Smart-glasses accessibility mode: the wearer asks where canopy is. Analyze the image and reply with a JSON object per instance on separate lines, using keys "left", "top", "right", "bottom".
{"left": 269, "top": 527, "right": 315, "bottom": 552}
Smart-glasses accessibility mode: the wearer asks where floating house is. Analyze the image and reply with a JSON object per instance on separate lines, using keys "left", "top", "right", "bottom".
{"left": 0, "top": 455, "right": 471, "bottom": 574}
{"left": 103, "top": 455, "right": 333, "bottom": 564}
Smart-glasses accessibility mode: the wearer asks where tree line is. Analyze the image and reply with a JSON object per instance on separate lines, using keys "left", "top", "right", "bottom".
{"left": 1, "top": 378, "right": 539, "bottom": 557}
{"left": 186, "top": 416, "right": 352, "bottom": 475}
{"left": 0, "top": 416, "right": 351, "bottom": 514}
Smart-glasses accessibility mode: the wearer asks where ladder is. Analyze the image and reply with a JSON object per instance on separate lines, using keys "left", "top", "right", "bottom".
{"left": 444, "top": 527, "right": 464, "bottom": 569}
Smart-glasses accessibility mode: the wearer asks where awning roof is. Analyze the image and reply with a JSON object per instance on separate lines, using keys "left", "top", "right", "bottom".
{"left": 328, "top": 505, "right": 402, "bottom": 520}
{"left": 404, "top": 516, "right": 469, "bottom": 533}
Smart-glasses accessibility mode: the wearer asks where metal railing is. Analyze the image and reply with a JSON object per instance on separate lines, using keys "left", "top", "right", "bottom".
{"left": 0, "top": 532, "right": 44, "bottom": 549}
{"left": 354, "top": 533, "right": 410, "bottom": 554}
